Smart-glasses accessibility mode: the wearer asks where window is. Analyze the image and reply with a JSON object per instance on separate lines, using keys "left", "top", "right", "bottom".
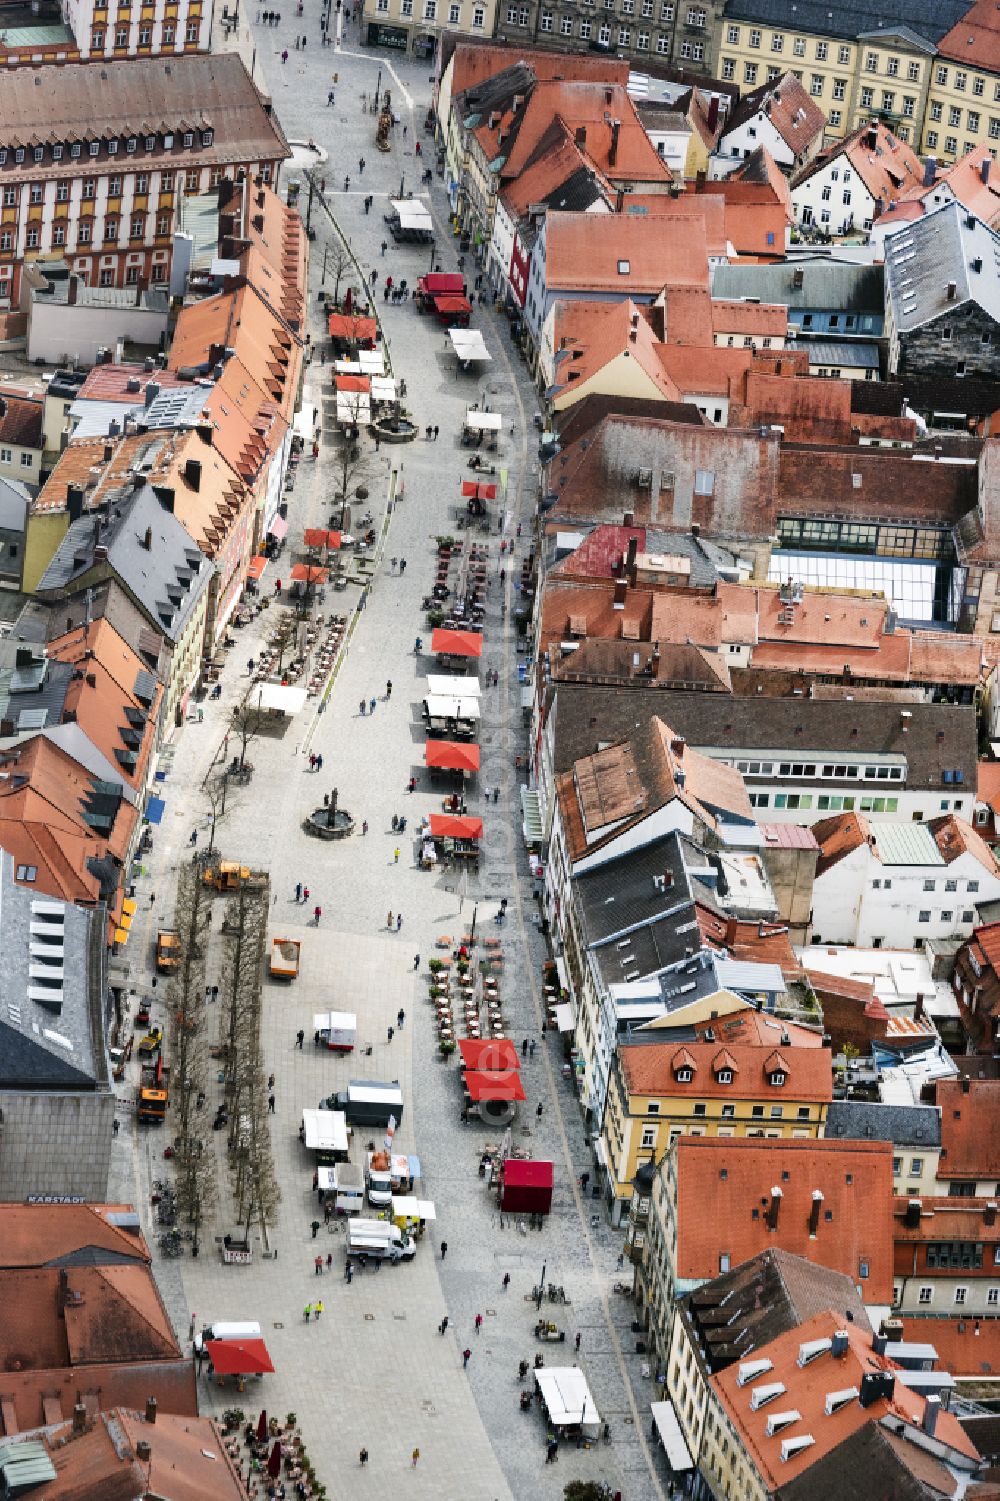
{"left": 936, "top": 65, "right": 948, "bottom": 85}
{"left": 926, "top": 131, "right": 939, "bottom": 148}
{"left": 77, "top": 224, "right": 91, "bottom": 244}
{"left": 29, "top": 186, "right": 42, "bottom": 205}
{"left": 686, "top": 6, "right": 705, "bottom": 24}
{"left": 815, "top": 40, "right": 827, "bottom": 60}
{"left": 641, "top": 1126, "right": 657, "bottom": 1148}
{"left": 882, "top": 91, "right": 895, "bottom": 111}
{"left": 185, "top": 20, "right": 199, "bottom": 38}
{"left": 908, "top": 61, "right": 920, "bottom": 81}
{"left": 675, "top": 1067, "right": 692, "bottom": 1083}
{"left": 749, "top": 27, "right": 760, "bottom": 47}
{"left": 717, "top": 1069, "right": 733, "bottom": 1085}
{"left": 25, "top": 229, "right": 39, "bottom": 249}
{"left": 838, "top": 43, "right": 850, "bottom": 63}
{"left": 619, "top": 27, "right": 632, "bottom": 45}
{"left": 975, "top": 75, "right": 986, "bottom": 95}
{"left": 918, "top": 1286, "right": 933, "bottom": 1304}
{"left": 692, "top": 1103, "right": 707, "bottom": 1117}
{"left": 726, "top": 22, "right": 738, "bottom": 42}
{"left": 182, "top": 131, "right": 194, "bottom": 148}
{"left": 636, "top": 28, "right": 648, "bottom": 45}
{"left": 0, "top": 447, "right": 10, "bottom": 462}
{"left": 793, "top": 37, "right": 804, "bottom": 56}
{"left": 886, "top": 55, "right": 898, "bottom": 76}
{"left": 561, "top": 14, "right": 572, "bottom": 31}
{"left": 126, "top": 136, "right": 137, "bottom": 153}
{"left": 769, "top": 1071, "right": 786, "bottom": 1087}
{"left": 949, "top": 106, "right": 962, "bottom": 127}
{"left": 115, "top": 25, "right": 127, "bottom": 43}
{"left": 771, "top": 31, "right": 782, "bottom": 50}
{"left": 860, "top": 87, "right": 873, "bottom": 108}
{"left": 108, "top": 176, "right": 121, "bottom": 196}
{"left": 145, "top": 135, "right": 156, "bottom": 151}
{"left": 474, "top": 4, "right": 485, "bottom": 21}
{"left": 910, "top": 1159, "right": 922, "bottom": 1176}
{"left": 744, "top": 63, "right": 758, "bottom": 84}
{"left": 539, "top": 9, "right": 551, "bottom": 26}
{"left": 770, "top": 1105, "right": 783, "bottom": 1119}
{"left": 859, "top": 1259, "right": 870, "bottom": 1280}
{"left": 721, "top": 58, "right": 734, "bottom": 79}
{"left": 105, "top": 217, "right": 118, "bottom": 239}
{"left": 945, "top": 137, "right": 958, "bottom": 155}
{"left": 969, "top": 880, "right": 980, "bottom": 893}
{"left": 918, "top": 911, "right": 931, "bottom": 924}
{"left": 833, "top": 77, "right": 846, "bottom": 100}
{"left": 865, "top": 51, "right": 877, "bottom": 72}
{"left": 923, "top": 879, "right": 936, "bottom": 892}
{"left": 990, "top": 1288, "right": 1000, "bottom": 1306}
{"left": 969, "top": 111, "right": 981, "bottom": 132}
{"left": 930, "top": 101, "right": 943, "bottom": 121}
{"left": 18, "top": 450, "right": 33, "bottom": 467}
{"left": 580, "top": 18, "right": 592, "bottom": 36}
{"left": 811, "top": 74, "right": 823, "bottom": 96}
{"left": 956, "top": 71, "right": 967, "bottom": 91}
{"left": 955, "top": 1287, "right": 968, "bottom": 1305}
{"left": 721, "top": 1103, "right": 735, "bottom": 1119}
{"left": 903, "top": 96, "right": 915, "bottom": 117}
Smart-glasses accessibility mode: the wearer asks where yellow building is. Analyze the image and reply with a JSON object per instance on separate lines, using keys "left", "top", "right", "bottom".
{"left": 599, "top": 993, "right": 831, "bottom": 1224}
{"left": 361, "top": 0, "right": 496, "bottom": 58}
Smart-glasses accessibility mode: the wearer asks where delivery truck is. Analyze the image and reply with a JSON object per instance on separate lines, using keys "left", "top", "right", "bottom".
{"left": 345, "top": 1218, "right": 416, "bottom": 1264}
{"left": 319, "top": 1080, "right": 403, "bottom": 1127}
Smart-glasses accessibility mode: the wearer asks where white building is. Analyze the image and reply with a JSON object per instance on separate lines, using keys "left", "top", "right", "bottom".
{"left": 61, "top": 0, "right": 213, "bottom": 57}
{"left": 790, "top": 121, "right": 924, "bottom": 239}
{"left": 811, "top": 815, "right": 1000, "bottom": 950}
{"left": 711, "top": 73, "right": 826, "bottom": 180}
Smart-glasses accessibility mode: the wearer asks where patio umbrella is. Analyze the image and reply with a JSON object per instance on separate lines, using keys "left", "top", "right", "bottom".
{"left": 256, "top": 1409, "right": 268, "bottom": 1443}
{"left": 267, "top": 1440, "right": 282, "bottom": 1479}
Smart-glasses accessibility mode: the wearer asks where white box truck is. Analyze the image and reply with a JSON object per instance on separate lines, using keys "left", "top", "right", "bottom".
{"left": 345, "top": 1218, "right": 416, "bottom": 1264}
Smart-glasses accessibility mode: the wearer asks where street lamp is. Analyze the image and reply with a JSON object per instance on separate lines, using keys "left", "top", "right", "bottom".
{"left": 429, "top": 243, "right": 437, "bottom": 274}
{"left": 374, "top": 68, "right": 382, "bottom": 112}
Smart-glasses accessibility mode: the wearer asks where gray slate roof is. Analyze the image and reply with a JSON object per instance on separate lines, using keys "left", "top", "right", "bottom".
{"left": 825, "top": 1100, "right": 940, "bottom": 1148}
{"left": 884, "top": 200, "right": 1000, "bottom": 334}
{"left": 711, "top": 260, "right": 884, "bottom": 312}
{"left": 37, "top": 482, "right": 212, "bottom": 646}
{"left": 721, "top": 0, "right": 967, "bottom": 46}
{"left": 805, "top": 341, "right": 881, "bottom": 368}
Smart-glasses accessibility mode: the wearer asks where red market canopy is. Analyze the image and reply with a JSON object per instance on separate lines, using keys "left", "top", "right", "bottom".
{"left": 502, "top": 1157, "right": 553, "bottom": 1191}
{"left": 303, "top": 528, "right": 342, "bottom": 551}
{"left": 428, "top": 813, "right": 484, "bottom": 840}
{"left": 425, "top": 740, "right": 481, "bottom": 772}
{"left": 290, "top": 563, "right": 330, "bottom": 584}
{"left": 419, "top": 272, "right": 465, "bottom": 295}
{"left": 206, "top": 1339, "right": 275, "bottom": 1375}
{"left": 464, "top": 1069, "right": 527, "bottom": 1102}
{"left": 431, "top": 628, "right": 483, "bottom": 659}
{"left": 335, "top": 373, "right": 371, "bottom": 393}
{"left": 328, "top": 312, "right": 377, "bottom": 341}
{"left": 460, "top": 481, "right": 498, "bottom": 500}
{"left": 247, "top": 555, "right": 268, "bottom": 581}
{"left": 459, "top": 1038, "right": 520, "bottom": 1071}
{"left": 433, "top": 294, "right": 472, "bottom": 315}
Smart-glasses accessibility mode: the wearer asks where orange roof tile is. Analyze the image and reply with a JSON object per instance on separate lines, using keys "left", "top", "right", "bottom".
{"left": 930, "top": 814, "right": 1000, "bottom": 871}
{"left": 494, "top": 80, "right": 671, "bottom": 186}
{"left": 977, "top": 762, "right": 1000, "bottom": 815}
{"left": 621, "top": 1038, "right": 831, "bottom": 1101}
{"left": 731, "top": 370, "right": 854, "bottom": 443}
{"left": 696, "top": 907, "right": 803, "bottom": 978}
{"left": 0, "top": 1202, "right": 150, "bottom": 1268}
{"left": 936, "top": 1078, "right": 1000, "bottom": 1179}
{"left": 47, "top": 616, "right": 160, "bottom": 795}
{"left": 30, "top": 1409, "right": 249, "bottom": 1501}
{"left": 545, "top": 211, "right": 710, "bottom": 295}
{"left": 795, "top": 121, "right": 924, "bottom": 216}
{"left": 550, "top": 299, "right": 680, "bottom": 404}
{"left": 672, "top": 1137, "right": 895, "bottom": 1299}
{"left": 713, "top": 1311, "right": 979, "bottom": 1492}
{"left": 499, "top": 125, "right": 613, "bottom": 220}
{"left": 757, "top": 588, "right": 886, "bottom": 648}
{"left": 33, "top": 432, "right": 156, "bottom": 515}
{"left": 657, "top": 342, "right": 754, "bottom": 396}
{"left": 937, "top": 0, "right": 1000, "bottom": 73}
{"left": 813, "top": 813, "right": 870, "bottom": 876}
{"left": 649, "top": 582, "right": 758, "bottom": 648}
{"left": 658, "top": 285, "right": 715, "bottom": 346}
{"left": 448, "top": 43, "right": 629, "bottom": 102}
{"left": 711, "top": 298, "right": 788, "bottom": 338}
{"left": 539, "top": 579, "right": 655, "bottom": 653}
{"left": 897, "top": 1314, "right": 1000, "bottom": 1378}
{"left": 0, "top": 737, "right": 128, "bottom": 895}
{"left": 724, "top": 73, "right": 826, "bottom": 160}
{"left": 896, "top": 143, "right": 1000, "bottom": 230}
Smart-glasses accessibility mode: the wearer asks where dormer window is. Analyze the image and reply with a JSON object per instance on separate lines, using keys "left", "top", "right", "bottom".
{"left": 676, "top": 1067, "right": 693, "bottom": 1083}
{"left": 765, "top": 1410, "right": 801, "bottom": 1438}
{"left": 718, "top": 1069, "right": 733, "bottom": 1085}
{"left": 769, "top": 1071, "right": 786, "bottom": 1087}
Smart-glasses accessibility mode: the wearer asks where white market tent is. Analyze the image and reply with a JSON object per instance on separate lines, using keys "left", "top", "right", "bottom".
{"left": 534, "top": 1368, "right": 600, "bottom": 1437}
{"left": 313, "top": 1011, "right": 357, "bottom": 1048}
{"left": 464, "top": 409, "right": 502, "bottom": 432}
{"left": 423, "top": 694, "right": 481, "bottom": 721}
{"left": 357, "top": 349, "right": 385, "bottom": 374}
{"left": 391, "top": 1195, "right": 436, "bottom": 1220}
{"left": 426, "top": 674, "right": 481, "bottom": 698}
{"left": 650, "top": 1402, "right": 694, "bottom": 1473}
{"left": 336, "top": 392, "right": 372, "bottom": 424}
{"left": 301, "top": 1108, "right": 349, "bottom": 1154}
{"left": 391, "top": 198, "right": 433, "bottom": 231}
{"left": 449, "top": 329, "right": 491, "bottom": 364}
{"left": 370, "top": 376, "right": 397, "bottom": 402}
{"left": 255, "top": 683, "right": 309, "bottom": 716}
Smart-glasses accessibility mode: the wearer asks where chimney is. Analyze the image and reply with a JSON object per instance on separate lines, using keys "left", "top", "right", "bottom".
{"left": 923, "top": 156, "right": 936, "bottom": 188}
{"left": 613, "top": 579, "right": 627, "bottom": 607}
{"left": 792, "top": 267, "right": 804, "bottom": 290}
{"left": 67, "top": 484, "right": 85, "bottom": 522}
{"left": 615, "top": 187, "right": 625, "bottom": 214}
{"left": 136, "top": 1440, "right": 152, "bottom": 1462}
{"left": 983, "top": 157, "right": 991, "bottom": 185}
{"left": 144, "top": 380, "right": 161, "bottom": 409}
{"left": 914, "top": 992, "right": 924, "bottom": 1021}
{"left": 859, "top": 1372, "right": 890, "bottom": 1408}
{"left": 575, "top": 125, "right": 587, "bottom": 148}
{"left": 962, "top": 1077, "right": 971, "bottom": 1094}
{"left": 831, "top": 1330, "right": 849, "bottom": 1359}
{"left": 808, "top": 1189, "right": 824, "bottom": 1236}
{"left": 184, "top": 457, "right": 202, "bottom": 491}
{"left": 670, "top": 736, "right": 685, "bottom": 758}
{"left": 145, "top": 1396, "right": 157, "bottom": 1425}
{"left": 143, "top": 526, "right": 153, "bottom": 551}
{"left": 67, "top": 275, "right": 78, "bottom": 306}
{"left": 103, "top": 443, "right": 114, "bottom": 462}
{"left": 904, "top": 1198, "right": 922, "bottom": 1228}
{"left": 707, "top": 95, "right": 719, "bottom": 133}
{"left": 873, "top": 1331, "right": 888, "bottom": 1356}
{"left": 946, "top": 281, "right": 957, "bottom": 301}
{"left": 766, "top": 1186, "right": 782, "bottom": 1231}
{"left": 866, "top": 127, "right": 878, "bottom": 150}
{"left": 72, "top": 1403, "right": 87, "bottom": 1435}
{"left": 985, "top": 1201, "right": 998, "bottom": 1226}
{"left": 94, "top": 545, "right": 108, "bottom": 563}
{"left": 609, "top": 119, "right": 621, "bottom": 168}
{"left": 923, "top": 1394, "right": 941, "bottom": 1437}
{"left": 626, "top": 534, "right": 638, "bottom": 577}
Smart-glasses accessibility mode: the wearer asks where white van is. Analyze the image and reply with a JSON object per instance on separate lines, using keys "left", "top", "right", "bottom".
{"left": 346, "top": 1218, "right": 416, "bottom": 1263}
{"left": 366, "top": 1151, "right": 393, "bottom": 1207}
{"left": 194, "top": 1320, "right": 262, "bottom": 1354}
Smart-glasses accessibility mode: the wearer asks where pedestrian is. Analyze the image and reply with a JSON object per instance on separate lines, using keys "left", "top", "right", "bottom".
{"left": 359, "top": 699, "right": 365, "bottom": 716}
{"left": 303, "top": 1303, "right": 312, "bottom": 1321}
{"left": 439, "top": 1315, "right": 449, "bottom": 1334}
{"left": 309, "top": 752, "right": 316, "bottom": 771}
{"left": 275, "top": 577, "right": 282, "bottom": 595}
{"left": 314, "top": 905, "right": 322, "bottom": 925}
{"left": 529, "top": 1040, "right": 536, "bottom": 1058}
{"left": 385, "top": 679, "right": 392, "bottom": 699}
{"left": 317, "top": 754, "right": 323, "bottom": 771}
{"left": 359, "top": 155, "right": 366, "bottom": 173}
{"left": 440, "top": 1241, "right": 448, "bottom": 1259}
{"left": 149, "top": 892, "right": 156, "bottom": 906}
{"left": 387, "top": 910, "right": 394, "bottom": 929}
{"left": 112, "top": 1117, "right": 120, "bottom": 1135}
{"left": 346, "top": 1260, "right": 354, "bottom": 1283}
{"left": 580, "top": 1170, "right": 590, "bottom": 1192}
{"left": 324, "top": 1198, "right": 333, "bottom": 1223}
{"left": 396, "top": 915, "right": 402, "bottom": 933}
{"left": 575, "top": 1331, "right": 581, "bottom": 1352}
{"left": 281, "top": 47, "right": 288, "bottom": 61}
{"left": 344, "top": 175, "right": 350, "bottom": 192}
{"left": 413, "top": 954, "right": 420, "bottom": 970}
{"left": 462, "top": 1348, "right": 472, "bottom": 1368}
{"left": 268, "top": 1093, "right": 276, "bottom": 1113}
{"left": 546, "top": 1439, "right": 558, "bottom": 1464}
{"left": 315, "top": 1255, "right": 323, "bottom": 1275}
{"left": 189, "top": 828, "right": 198, "bottom": 845}
{"left": 327, "top": 88, "right": 335, "bottom": 104}
{"left": 397, "top": 1007, "right": 405, "bottom": 1027}
{"left": 399, "top": 557, "right": 407, "bottom": 573}
{"left": 521, "top": 1038, "right": 529, "bottom": 1058}
{"left": 502, "top": 1272, "right": 511, "bottom": 1291}
{"left": 381, "top": 240, "right": 388, "bottom": 256}
{"left": 387, "top": 1025, "right": 394, "bottom": 1042}
{"left": 315, "top": 1299, "right": 324, "bottom": 1318}
{"left": 433, "top": 425, "right": 439, "bottom": 440}
{"left": 362, "top": 820, "right": 368, "bottom": 835}
{"left": 295, "top": 881, "right": 303, "bottom": 902}
{"left": 536, "top": 1102, "right": 544, "bottom": 1119}
{"left": 411, "top": 1448, "right": 420, "bottom": 1467}
{"left": 359, "top": 1448, "right": 368, "bottom": 1466}
{"left": 311, "top": 1220, "right": 320, "bottom": 1239}
{"left": 369, "top": 697, "right": 376, "bottom": 714}
{"left": 474, "top": 1313, "right": 483, "bottom": 1335}
{"left": 303, "top": 886, "right": 311, "bottom": 906}
{"left": 268, "top": 1073, "right": 275, "bottom": 1089}
{"left": 393, "top": 848, "right": 400, "bottom": 865}
{"left": 493, "top": 786, "right": 500, "bottom": 804}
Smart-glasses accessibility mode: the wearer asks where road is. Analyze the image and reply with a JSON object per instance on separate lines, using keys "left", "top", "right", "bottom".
{"left": 108, "top": 19, "right": 669, "bottom": 1500}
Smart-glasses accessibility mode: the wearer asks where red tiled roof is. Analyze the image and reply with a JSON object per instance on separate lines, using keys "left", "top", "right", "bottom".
{"left": 977, "top": 762, "right": 1000, "bottom": 815}
{"left": 672, "top": 1137, "right": 895, "bottom": 1299}
{"left": 795, "top": 121, "right": 924, "bottom": 214}
{"left": 622, "top": 1037, "right": 831, "bottom": 1102}
{"left": 722, "top": 72, "right": 826, "bottom": 158}
{"left": 711, "top": 298, "right": 788, "bottom": 338}
{"left": 496, "top": 80, "right": 671, "bottom": 186}
{"left": 930, "top": 814, "right": 1000, "bottom": 872}
{"left": 936, "top": 0, "right": 1000, "bottom": 72}
{"left": 75, "top": 363, "right": 189, "bottom": 404}
{"left": 758, "top": 822, "right": 820, "bottom": 851}
{"left": 657, "top": 343, "right": 754, "bottom": 396}
{"left": 813, "top": 813, "right": 869, "bottom": 877}
{"left": 0, "top": 388, "right": 43, "bottom": 449}
{"left": 549, "top": 524, "right": 648, "bottom": 582}
{"left": 897, "top": 1314, "right": 1000, "bottom": 1378}
{"left": 545, "top": 211, "right": 709, "bottom": 295}
{"left": 936, "top": 1077, "right": 1000, "bottom": 1179}
{"left": 550, "top": 299, "right": 680, "bottom": 403}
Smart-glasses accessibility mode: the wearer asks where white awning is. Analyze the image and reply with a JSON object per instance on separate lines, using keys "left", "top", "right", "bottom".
{"left": 427, "top": 674, "right": 481, "bottom": 698}
{"left": 370, "top": 376, "right": 397, "bottom": 401}
{"left": 554, "top": 1003, "right": 575, "bottom": 1033}
{"left": 465, "top": 409, "right": 502, "bottom": 431}
{"left": 651, "top": 1401, "right": 694, "bottom": 1472}
{"left": 534, "top": 1368, "right": 600, "bottom": 1434}
{"left": 423, "top": 695, "right": 481, "bottom": 720}
{"left": 301, "top": 1108, "right": 348, "bottom": 1153}
{"left": 450, "top": 328, "right": 491, "bottom": 363}
{"left": 336, "top": 392, "right": 371, "bottom": 424}
{"left": 391, "top": 1195, "right": 436, "bottom": 1220}
{"left": 254, "top": 683, "right": 309, "bottom": 716}
{"left": 313, "top": 1011, "right": 357, "bottom": 1036}
{"left": 521, "top": 786, "right": 542, "bottom": 844}
{"left": 357, "top": 349, "right": 385, "bottom": 374}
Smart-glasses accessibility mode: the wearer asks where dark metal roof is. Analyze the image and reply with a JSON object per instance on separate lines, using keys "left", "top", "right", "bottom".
{"left": 825, "top": 1100, "right": 941, "bottom": 1148}
{"left": 721, "top": 0, "right": 967, "bottom": 46}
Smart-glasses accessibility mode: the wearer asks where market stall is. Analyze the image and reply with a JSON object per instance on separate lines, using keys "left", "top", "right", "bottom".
{"left": 462, "top": 1068, "right": 526, "bottom": 1125}
{"left": 300, "top": 1107, "right": 349, "bottom": 1162}
{"left": 498, "top": 1157, "right": 553, "bottom": 1216}
{"left": 449, "top": 328, "right": 492, "bottom": 367}
{"left": 426, "top": 674, "right": 481, "bottom": 699}
{"left": 458, "top": 1038, "right": 520, "bottom": 1072}
{"left": 421, "top": 693, "right": 480, "bottom": 739}
{"left": 335, "top": 390, "right": 372, "bottom": 426}
{"left": 431, "top": 627, "right": 484, "bottom": 667}
{"left": 462, "top": 409, "right": 502, "bottom": 448}
{"left": 421, "top": 812, "right": 484, "bottom": 869}
{"left": 206, "top": 1338, "right": 275, "bottom": 1382}
{"left": 313, "top": 1011, "right": 357, "bottom": 1051}
{"left": 534, "top": 1368, "right": 600, "bottom": 1440}
{"left": 327, "top": 312, "right": 378, "bottom": 349}
{"left": 650, "top": 1401, "right": 695, "bottom": 1475}
{"left": 425, "top": 739, "right": 481, "bottom": 774}
{"left": 417, "top": 271, "right": 466, "bottom": 311}
{"left": 431, "top": 292, "right": 472, "bottom": 326}
{"left": 391, "top": 1195, "right": 436, "bottom": 1230}
{"left": 253, "top": 683, "right": 309, "bottom": 719}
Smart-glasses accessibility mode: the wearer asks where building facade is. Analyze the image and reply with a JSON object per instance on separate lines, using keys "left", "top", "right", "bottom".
{"left": 493, "top": 0, "right": 725, "bottom": 73}
{"left": 61, "top": 0, "right": 213, "bottom": 58}
{"left": 362, "top": 0, "right": 496, "bottom": 55}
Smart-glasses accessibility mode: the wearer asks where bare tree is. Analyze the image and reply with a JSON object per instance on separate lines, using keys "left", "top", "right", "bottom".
{"left": 323, "top": 238, "right": 354, "bottom": 307}
{"left": 167, "top": 865, "right": 217, "bottom": 1251}
{"left": 229, "top": 699, "right": 267, "bottom": 772}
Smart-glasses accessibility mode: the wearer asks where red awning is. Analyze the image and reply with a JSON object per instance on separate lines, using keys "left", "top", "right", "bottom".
{"left": 433, "top": 294, "right": 472, "bottom": 314}
{"left": 459, "top": 1038, "right": 520, "bottom": 1071}
{"left": 463, "top": 1069, "right": 527, "bottom": 1102}
{"left": 501, "top": 1157, "right": 553, "bottom": 1190}
{"left": 247, "top": 555, "right": 268, "bottom": 581}
{"left": 335, "top": 374, "right": 371, "bottom": 393}
{"left": 431, "top": 628, "right": 483, "bottom": 659}
{"left": 327, "top": 312, "right": 377, "bottom": 341}
{"left": 460, "top": 481, "right": 498, "bottom": 500}
{"left": 206, "top": 1339, "right": 275, "bottom": 1375}
{"left": 418, "top": 272, "right": 465, "bottom": 295}
{"left": 428, "top": 813, "right": 484, "bottom": 840}
{"left": 425, "top": 740, "right": 481, "bottom": 772}
{"left": 290, "top": 563, "right": 329, "bottom": 584}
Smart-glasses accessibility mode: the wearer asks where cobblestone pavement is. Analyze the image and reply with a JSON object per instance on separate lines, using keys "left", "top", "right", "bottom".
{"left": 107, "top": 21, "right": 669, "bottom": 1501}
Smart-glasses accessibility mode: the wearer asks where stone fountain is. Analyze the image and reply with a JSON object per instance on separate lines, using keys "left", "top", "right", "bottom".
{"left": 305, "top": 785, "right": 355, "bottom": 840}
